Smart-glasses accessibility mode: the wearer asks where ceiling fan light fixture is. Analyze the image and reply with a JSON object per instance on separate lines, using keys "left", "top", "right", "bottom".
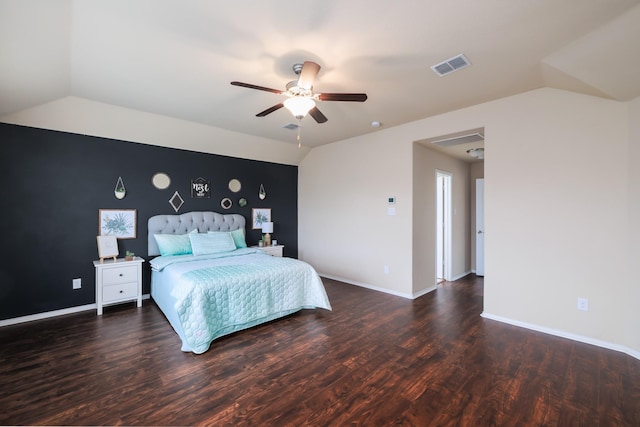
{"left": 466, "top": 147, "right": 484, "bottom": 159}
{"left": 284, "top": 96, "right": 316, "bottom": 118}
{"left": 231, "top": 60, "right": 366, "bottom": 124}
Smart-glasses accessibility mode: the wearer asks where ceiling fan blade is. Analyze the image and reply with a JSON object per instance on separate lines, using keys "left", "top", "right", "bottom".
{"left": 297, "top": 61, "right": 321, "bottom": 90}
{"left": 231, "top": 81, "right": 283, "bottom": 94}
{"left": 308, "top": 107, "right": 328, "bottom": 123}
{"left": 256, "top": 103, "right": 284, "bottom": 117}
{"left": 318, "top": 93, "right": 368, "bottom": 102}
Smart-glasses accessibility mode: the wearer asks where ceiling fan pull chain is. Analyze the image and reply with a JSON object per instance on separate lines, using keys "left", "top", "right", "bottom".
{"left": 297, "top": 118, "right": 302, "bottom": 149}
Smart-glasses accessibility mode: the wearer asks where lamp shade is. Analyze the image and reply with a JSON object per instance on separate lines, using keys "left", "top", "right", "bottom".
{"left": 284, "top": 97, "right": 315, "bottom": 118}
{"left": 261, "top": 222, "right": 274, "bottom": 233}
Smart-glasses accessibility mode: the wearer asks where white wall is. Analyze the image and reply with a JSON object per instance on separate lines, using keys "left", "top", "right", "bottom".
{"left": 300, "top": 87, "right": 639, "bottom": 356}
{"left": 627, "top": 96, "right": 640, "bottom": 352}
{"left": 1, "top": 96, "right": 307, "bottom": 166}
{"left": 298, "top": 130, "right": 415, "bottom": 296}
{"left": 482, "top": 89, "right": 631, "bottom": 350}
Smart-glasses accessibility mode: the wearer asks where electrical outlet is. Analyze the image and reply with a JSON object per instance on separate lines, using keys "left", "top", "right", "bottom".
{"left": 577, "top": 297, "right": 589, "bottom": 311}
{"left": 72, "top": 278, "right": 81, "bottom": 290}
{"left": 383, "top": 265, "right": 390, "bottom": 274}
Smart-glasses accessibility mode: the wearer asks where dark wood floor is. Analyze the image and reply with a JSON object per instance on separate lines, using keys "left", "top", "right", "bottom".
{"left": 1, "top": 275, "right": 639, "bottom": 426}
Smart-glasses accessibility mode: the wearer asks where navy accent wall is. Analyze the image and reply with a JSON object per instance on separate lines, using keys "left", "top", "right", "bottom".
{"left": 0, "top": 123, "right": 298, "bottom": 320}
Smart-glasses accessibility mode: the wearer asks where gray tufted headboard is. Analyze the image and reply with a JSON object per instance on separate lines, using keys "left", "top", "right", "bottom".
{"left": 148, "top": 211, "right": 246, "bottom": 256}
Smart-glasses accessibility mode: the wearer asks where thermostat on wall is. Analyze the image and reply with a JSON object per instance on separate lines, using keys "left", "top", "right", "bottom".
{"left": 388, "top": 197, "right": 396, "bottom": 205}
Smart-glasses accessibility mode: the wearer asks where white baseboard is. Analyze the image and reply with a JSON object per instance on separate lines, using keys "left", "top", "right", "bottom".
{"left": 0, "top": 294, "right": 151, "bottom": 328}
{"left": 413, "top": 285, "right": 437, "bottom": 299}
{"left": 451, "top": 270, "right": 472, "bottom": 281}
{"left": 319, "top": 273, "right": 437, "bottom": 300}
{"left": 481, "top": 311, "right": 640, "bottom": 361}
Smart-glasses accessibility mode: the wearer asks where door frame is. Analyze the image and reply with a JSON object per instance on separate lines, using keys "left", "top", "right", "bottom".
{"left": 475, "top": 178, "right": 485, "bottom": 276}
{"left": 436, "top": 170, "right": 452, "bottom": 283}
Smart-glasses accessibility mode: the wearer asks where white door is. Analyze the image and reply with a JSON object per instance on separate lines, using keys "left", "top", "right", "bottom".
{"left": 436, "top": 171, "right": 452, "bottom": 283}
{"left": 436, "top": 175, "right": 444, "bottom": 281}
{"left": 476, "top": 178, "right": 485, "bottom": 276}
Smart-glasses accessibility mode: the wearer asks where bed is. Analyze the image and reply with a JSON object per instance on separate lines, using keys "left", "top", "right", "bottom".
{"left": 148, "top": 211, "right": 331, "bottom": 354}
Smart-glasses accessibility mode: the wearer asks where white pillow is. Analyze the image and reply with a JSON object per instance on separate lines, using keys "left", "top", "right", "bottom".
{"left": 189, "top": 231, "right": 236, "bottom": 255}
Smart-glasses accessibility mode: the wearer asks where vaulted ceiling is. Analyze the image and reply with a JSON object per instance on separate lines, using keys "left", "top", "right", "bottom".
{"left": 1, "top": 0, "right": 639, "bottom": 152}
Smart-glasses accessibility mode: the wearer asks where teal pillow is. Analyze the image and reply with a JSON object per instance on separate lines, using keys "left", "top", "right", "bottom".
{"left": 230, "top": 228, "right": 247, "bottom": 248}
{"left": 154, "top": 231, "right": 195, "bottom": 256}
{"left": 190, "top": 232, "right": 236, "bottom": 255}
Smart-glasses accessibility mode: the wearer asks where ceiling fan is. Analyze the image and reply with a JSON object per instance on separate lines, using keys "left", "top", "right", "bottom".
{"left": 230, "top": 61, "right": 367, "bottom": 123}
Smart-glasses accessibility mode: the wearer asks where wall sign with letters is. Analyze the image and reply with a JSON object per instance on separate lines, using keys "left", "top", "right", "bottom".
{"left": 191, "top": 177, "right": 211, "bottom": 198}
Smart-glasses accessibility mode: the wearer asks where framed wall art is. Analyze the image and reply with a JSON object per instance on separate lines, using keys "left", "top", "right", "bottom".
{"left": 191, "top": 177, "right": 211, "bottom": 198}
{"left": 96, "top": 235, "right": 119, "bottom": 263}
{"left": 252, "top": 208, "right": 271, "bottom": 229}
{"left": 99, "top": 209, "right": 137, "bottom": 239}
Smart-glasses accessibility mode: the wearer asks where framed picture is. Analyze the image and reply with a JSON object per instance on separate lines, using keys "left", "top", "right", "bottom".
{"left": 252, "top": 208, "right": 271, "bottom": 229}
{"left": 99, "top": 209, "right": 137, "bottom": 239}
{"left": 191, "top": 177, "right": 211, "bottom": 198}
{"left": 96, "top": 235, "right": 119, "bottom": 262}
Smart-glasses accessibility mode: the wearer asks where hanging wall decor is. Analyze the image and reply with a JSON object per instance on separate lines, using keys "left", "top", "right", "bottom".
{"left": 152, "top": 172, "right": 171, "bottom": 190}
{"left": 228, "top": 179, "right": 242, "bottom": 193}
{"left": 221, "top": 197, "right": 232, "bottom": 210}
{"left": 114, "top": 176, "right": 126, "bottom": 199}
{"left": 191, "top": 177, "right": 211, "bottom": 198}
{"left": 259, "top": 184, "right": 267, "bottom": 200}
{"left": 169, "top": 191, "right": 184, "bottom": 212}
{"left": 238, "top": 197, "right": 248, "bottom": 207}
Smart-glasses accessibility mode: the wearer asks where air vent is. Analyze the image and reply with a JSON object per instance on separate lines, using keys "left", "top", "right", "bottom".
{"left": 431, "top": 54, "right": 471, "bottom": 77}
{"left": 282, "top": 123, "right": 300, "bottom": 130}
{"left": 431, "top": 132, "right": 484, "bottom": 147}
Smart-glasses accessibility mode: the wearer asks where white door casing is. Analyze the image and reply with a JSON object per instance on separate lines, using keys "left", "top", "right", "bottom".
{"left": 436, "top": 171, "right": 452, "bottom": 283}
{"left": 476, "top": 178, "right": 485, "bottom": 276}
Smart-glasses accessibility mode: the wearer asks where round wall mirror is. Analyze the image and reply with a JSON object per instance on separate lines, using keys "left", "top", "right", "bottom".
{"left": 228, "top": 179, "right": 242, "bottom": 193}
{"left": 152, "top": 173, "right": 171, "bottom": 190}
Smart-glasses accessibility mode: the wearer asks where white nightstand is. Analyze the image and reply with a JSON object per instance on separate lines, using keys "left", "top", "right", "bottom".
{"left": 93, "top": 257, "right": 145, "bottom": 315}
{"left": 252, "top": 244, "right": 284, "bottom": 257}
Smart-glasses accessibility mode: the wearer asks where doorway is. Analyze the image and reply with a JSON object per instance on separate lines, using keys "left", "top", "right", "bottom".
{"left": 436, "top": 171, "right": 452, "bottom": 284}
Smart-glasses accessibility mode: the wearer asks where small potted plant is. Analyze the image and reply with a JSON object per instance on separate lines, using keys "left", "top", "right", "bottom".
{"left": 114, "top": 176, "right": 126, "bottom": 199}
{"left": 125, "top": 250, "right": 135, "bottom": 261}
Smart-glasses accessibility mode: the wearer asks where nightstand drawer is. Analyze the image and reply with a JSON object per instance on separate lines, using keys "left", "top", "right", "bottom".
{"left": 102, "top": 266, "right": 138, "bottom": 285}
{"left": 103, "top": 281, "right": 138, "bottom": 302}
{"left": 251, "top": 245, "right": 284, "bottom": 257}
{"left": 94, "top": 257, "right": 145, "bottom": 315}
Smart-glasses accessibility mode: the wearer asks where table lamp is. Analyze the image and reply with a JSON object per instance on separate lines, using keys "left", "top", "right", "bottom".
{"left": 262, "top": 222, "right": 273, "bottom": 246}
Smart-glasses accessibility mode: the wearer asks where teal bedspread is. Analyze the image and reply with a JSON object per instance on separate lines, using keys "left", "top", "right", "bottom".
{"left": 151, "top": 250, "right": 331, "bottom": 354}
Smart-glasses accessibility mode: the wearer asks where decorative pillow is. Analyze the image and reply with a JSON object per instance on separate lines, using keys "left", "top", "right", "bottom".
{"left": 154, "top": 229, "right": 197, "bottom": 256}
{"left": 229, "top": 228, "right": 247, "bottom": 249}
{"left": 190, "top": 231, "right": 236, "bottom": 255}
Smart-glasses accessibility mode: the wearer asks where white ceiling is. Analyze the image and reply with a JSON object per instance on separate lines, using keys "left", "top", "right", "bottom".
{"left": 1, "top": 0, "right": 639, "bottom": 157}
